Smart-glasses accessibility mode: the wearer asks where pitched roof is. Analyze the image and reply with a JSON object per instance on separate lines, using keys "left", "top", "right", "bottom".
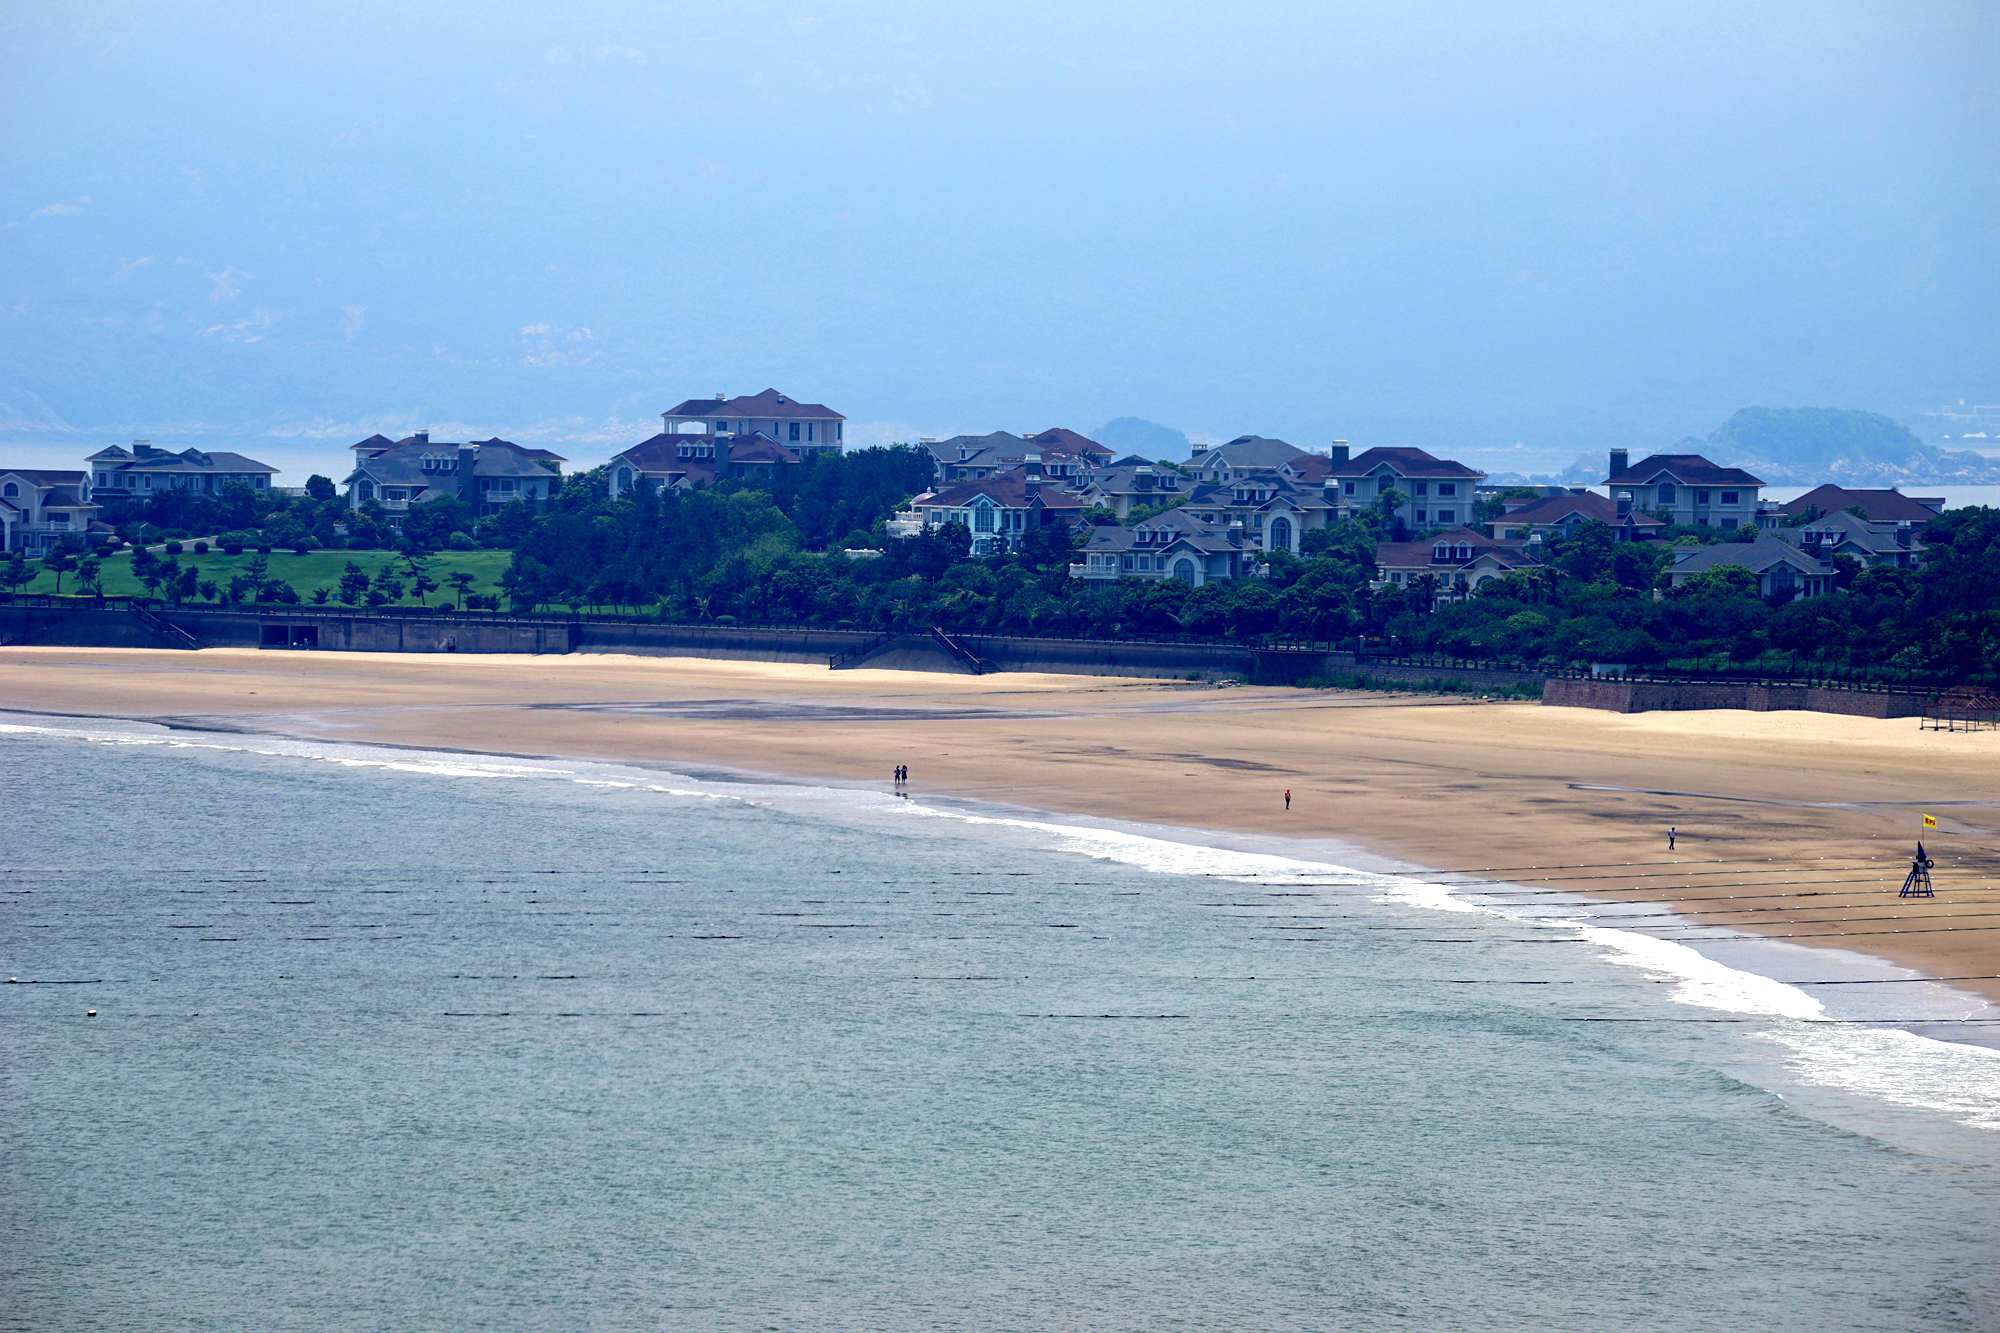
{"left": 1083, "top": 508, "right": 1241, "bottom": 555}
{"left": 1670, "top": 536, "right": 1828, "bottom": 576}
{"left": 724, "top": 434, "right": 802, "bottom": 465}
{"left": 1784, "top": 510, "right": 1921, "bottom": 556}
{"left": 665, "top": 388, "right": 845, "bottom": 421}
{"left": 344, "top": 437, "right": 551, "bottom": 486}
{"left": 921, "top": 468, "right": 1085, "bottom": 510}
{"left": 1497, "top": 491, "right": 1664, "bottom": 529}
{"left": 1329, "top": 446, "right": 1484, "bottom": 480}
{"left": 1776, "top": 485, "right": 1943, "bottom": 523}
{"left": 1374, "top": 526, "right": 1539, "bottom": 571}
{"left": 1280, "top": 454, "right": 1336, "bottom": 485}
{"left": 349, "top": 434, "right": 399, "bottom": 453}
{"left": 1605, "top": 453, "right": 1764, "bottom": 487}
{"left": 1190, "top": 435, "right": 1310, "bottom": 470}
{"left": 1186, "top": 475, "right": 1335, "bottom": 512}
{"left": 2, "top": 469, "right": 89, "bottom": 486}
{"left": 612, "top": 434, "right": 716, "bottom": 471}
{"left": 1028, "top": 427, "right": 1111, "bottom": 457}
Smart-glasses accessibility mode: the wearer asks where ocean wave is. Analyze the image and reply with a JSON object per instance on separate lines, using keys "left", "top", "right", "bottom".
{"left": 7, "top": 710, "right": 1994, "bottom": 1133}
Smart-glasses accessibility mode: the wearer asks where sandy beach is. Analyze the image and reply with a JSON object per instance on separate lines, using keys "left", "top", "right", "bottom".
{"left": 5, "top": 645, "right": 1996, "bottom": 1003}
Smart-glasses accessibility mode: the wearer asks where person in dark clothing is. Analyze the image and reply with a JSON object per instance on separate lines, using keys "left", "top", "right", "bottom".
{"left": 1284, "top": 789, "right": 1291, "bottom": 811}
{"left": 1668, "top": 826, "right": 1676, "bottom": 851}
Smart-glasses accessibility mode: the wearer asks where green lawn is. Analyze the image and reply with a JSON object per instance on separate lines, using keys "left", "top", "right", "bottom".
{"left": 19, "top": 548, "right": 515, "bottom": 607}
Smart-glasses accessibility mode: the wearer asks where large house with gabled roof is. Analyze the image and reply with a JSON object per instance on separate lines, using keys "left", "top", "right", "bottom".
{"left": 1071, "top": 508, "right": 1259, "bottom": 586}
{"left": 1603, "top": 449, "right": 1763, "bottom": 527}
{"left": 1489, "top": 489, "right": 1664, "bottom": 543}
{"left": 604, "top": 431, "right": 804, "bottom": 497}
{"left": 1667, "top": 537, "right": 1836, "bottom": 600}
{"left": 1, "top": 469, "right": 103, "bottom": 552}
{"left": 1327, "top": 447, "right": 1485, "bottom": 530}
{"left": 661, "top": 389, "right": 844, "bottom": 458}
{"left": 919, "top": 428, "right": 1107, "bottom": 483}
{"left": 1187, "top": 435, "right": 1311, "bottom": 483}
{"left": 85, "top": 440, "right": 278, "bottom": 507}
{"left": 1179, "top": 473, "right": 1338, "bottom": 555}
{"left": 344, "top": 431, "right": 563, "bottom": 520}
{"left": 1761, "top": 484, "right": 1944, "bottom": 532}
{"left": 1371, "top": 527, "right": 1542, "bottom": 606}
{"left": 906, "top": 461, "right": 1085, "bottom": 556}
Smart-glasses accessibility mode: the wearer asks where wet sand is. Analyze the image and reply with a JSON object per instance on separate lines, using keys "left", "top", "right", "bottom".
{"left": 5, "top": 646, "right": 1996, "bottom": 1002}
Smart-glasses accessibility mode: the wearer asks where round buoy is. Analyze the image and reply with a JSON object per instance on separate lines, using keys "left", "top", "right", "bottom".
{"left": 87, "top": 1009, "right": 98, "bottom": 1017}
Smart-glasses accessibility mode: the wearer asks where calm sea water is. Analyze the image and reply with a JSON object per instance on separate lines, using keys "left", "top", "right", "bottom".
{"left": 2, "top": 716, "right": 1995, "bottom": 1331}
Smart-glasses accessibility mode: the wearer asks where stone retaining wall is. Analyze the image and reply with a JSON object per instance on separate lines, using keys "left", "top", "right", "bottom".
{"left": 1543, "top": 676, "right": 1933, "bottom": 718}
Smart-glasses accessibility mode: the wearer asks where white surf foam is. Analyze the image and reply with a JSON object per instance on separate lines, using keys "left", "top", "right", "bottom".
{"left": 8, "top": 710, "right": 1996, "bottom": 1132}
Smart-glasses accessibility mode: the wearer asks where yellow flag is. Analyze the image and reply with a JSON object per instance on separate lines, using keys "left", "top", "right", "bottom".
{"left": 1923, "top": 814, "right": 1937, "bottom": 829}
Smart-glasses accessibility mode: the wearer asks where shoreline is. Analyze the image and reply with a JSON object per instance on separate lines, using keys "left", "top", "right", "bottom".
{"left": 10, "top": 701, "right": 1998, "bottom": 1066}
{"left": 3, "top": 646, "right": 1996, "bottom": 1011}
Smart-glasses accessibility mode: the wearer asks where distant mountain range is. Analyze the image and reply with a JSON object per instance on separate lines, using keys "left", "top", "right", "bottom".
{"left": 1490, "top": 407, "right": 2000, "bottom": 488}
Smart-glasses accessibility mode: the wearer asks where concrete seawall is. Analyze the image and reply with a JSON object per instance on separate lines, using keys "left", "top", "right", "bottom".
{"left": 2, "top": 604, "right": 1939, "bottom": 719}
{"left": 1543, "top": 676, "right": 1933, "bottom": 718}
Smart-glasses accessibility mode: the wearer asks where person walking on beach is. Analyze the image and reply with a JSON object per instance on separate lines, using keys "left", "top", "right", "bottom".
{"left": 1284, "top": 789, "right": 1291, "bottom": 811}
{"left": 1668, "top": 825, "right": 1676, "bottom": 851}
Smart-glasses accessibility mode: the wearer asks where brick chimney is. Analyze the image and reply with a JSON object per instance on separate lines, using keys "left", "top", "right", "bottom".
{"left": 1329, "top": 440, "right": 1349, "bottom": 466}
{"left": 456, "top": 442, "right": 477, "bottom": 505}
{"left": 1227, "top": 519, "right": 1244, "bottom": 547}
{"left": 1609, "top": 448, "right": 1628, "bottom": 478}
{"left": 1135, "top": 465, "right": 1154, "bottom": 493}
{"left": 1616, "top": 491, "right": 1632, "bottom": 518}
{"left": 1024, "top": 454, "right": 1042, "bottom": 499}
{"left": 1896, "top": 521, "right": 1912, "bottom": 549}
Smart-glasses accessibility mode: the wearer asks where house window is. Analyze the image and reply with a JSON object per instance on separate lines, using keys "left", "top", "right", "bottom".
{"left": 1137, "top": 556, "right": 1151, "bottom": 570}
{"left": 1121, "top": 554, "right": 1135, "bottom": 570}
{"left": 1415, "top": 510, "right": 1427, "bottom": 523}
{"left": 715, "top": 421, "right": 729, "bottom": 434}
{"left": 1, "top": 483, "right": 13, "bottom": 497}
{"left": 807, "top": 423, "right": 815, "bottom": 442}
{"left": 1378, "top": 476, "right": 1394, "bottom": 493}
{"left": 1414, "top": 482, "right": 1428, "bottom": 496}
{"left": 1721, "top": 491, "right": 1738, "bottom": 505}
{"left": 617, "top": 468, "right": 632, "bottom": 489}
{"left": 1657, "top": 484, "right": 1675, "bottom": 504}
{"left": 835, "top": 422, "right": 842, "bottom": 441}
{"left": 1696, "top": 490, "right": 1710, "bottom": 505}
{"left": 1344, "top": 481, "right": 1356, "bottom": 495}
{"left": 974, "top": 506, "right": 994, "bottom": 532}
{"left": 1438, "top": 483, "right": 1456, "bottom": 496}
{"left": 788, "top": 423, "right": 801, "bottom": 441}
{"left": 1436, "top": 509, "right": 1455, "bottom": 524}
{"left": 356, "top": 480, "right": 374, "bottom": 499}
{"left": 1391, "top": 572, "right": 1404, "bottom": 583}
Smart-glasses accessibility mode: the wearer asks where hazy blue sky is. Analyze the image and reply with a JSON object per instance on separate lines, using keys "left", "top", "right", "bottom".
{"left": 2, "top": 0, "right": 1993, "bottom": 477}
